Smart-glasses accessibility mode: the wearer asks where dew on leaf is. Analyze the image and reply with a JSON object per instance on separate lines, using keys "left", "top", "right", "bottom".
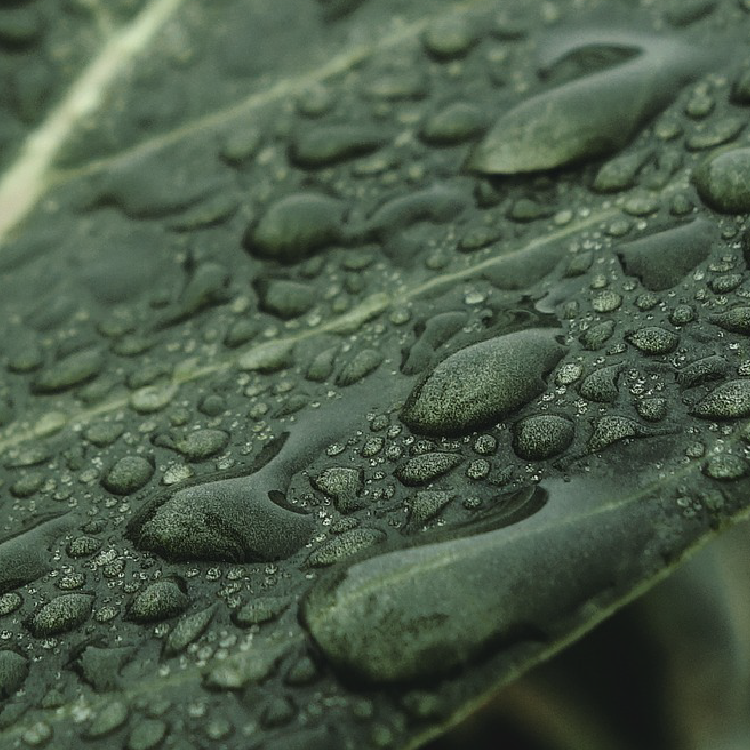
{"left": 0, "top": 514, "right": 75, "bottom": 594}
{"left": 243, "top": 193, "right": 344, "bottom": 264}
{"left": 126, "top": 578, "right": 190, "bottom": 623}
{"left": 101, "top": 455, "right": 154, "bottom": 495}
{"left": 616, "top": 220, "right": 715, "bottom": 292}
{"left": 127, "top": 476, "right": 315, "bottom": 563}
{"left": 402, "top": 329, "right": 566, "bottom": 436}
{"left": 30, "top": 348, "right": 104, "bottom": 394}
{"left": 28, "top": 593, "right": 93, "bottom": 637}
{"left": 693, "top": 379, "right": 750, "bottom": 418}
{"left": 467, "top": 30, "right": 707, "bottom": 173}
{"left": 165, "top": 604, "right": 217, "bottom": 656}
{"left": 395, "top": 452, "right": 463, "bottom": 486}
{"left": 312, "top": 466, "right": 365, "bottom": 513}
{"left": 626, "top": 326, "right": 679, "bottom": 355}
{"left": 290, "top": 125, "right": 386, "bottom": 168}
{"left": 694, "top": 147, "right": 750, "bottom": 213}
{"left": 302, "top": 482, "right": 664, "bottom": 682}
{"left": 306, "top": 527, "right": 386, "bottom": 567}
{"left": 232, "top": 596, "right": 289, "bottom": 627}
{"left": 513, "top": 415, "right": 574, "bottom": 459}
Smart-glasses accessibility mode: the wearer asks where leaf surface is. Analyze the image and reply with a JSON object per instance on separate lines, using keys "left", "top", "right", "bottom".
{"left": 2, "top": 1, "right": 750, "bottom": 748}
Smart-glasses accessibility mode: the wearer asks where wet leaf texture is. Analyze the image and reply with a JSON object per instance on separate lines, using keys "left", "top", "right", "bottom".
{"left": 1, "top": 0, "right": 750, "bottom": 749}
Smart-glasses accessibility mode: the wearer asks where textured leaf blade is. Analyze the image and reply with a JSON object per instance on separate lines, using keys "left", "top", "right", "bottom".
{"left": 2, "top": 1, "right": 750, "bottom": 749}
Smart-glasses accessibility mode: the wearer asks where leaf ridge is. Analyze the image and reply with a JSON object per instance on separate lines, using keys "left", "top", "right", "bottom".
{"left": 0, "top": 0, "right": 188, "bottom": 245}
{"left": 0, "top": 206, "right": 618, "bottom": 454}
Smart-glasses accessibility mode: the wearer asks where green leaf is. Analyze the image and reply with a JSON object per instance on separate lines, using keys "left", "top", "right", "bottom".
{"left": 1, "top": 1, "right": 750, "bottom": 749}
